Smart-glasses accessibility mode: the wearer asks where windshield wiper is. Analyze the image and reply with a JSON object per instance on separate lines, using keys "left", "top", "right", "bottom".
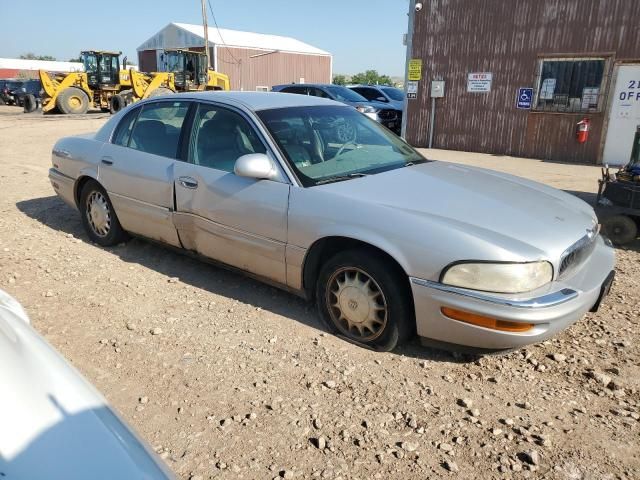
{"left": 404, "top": 158, "right": 428, "bottom": 167}
{"left": 315, "top": 173, "right": 368, "bottom": 185}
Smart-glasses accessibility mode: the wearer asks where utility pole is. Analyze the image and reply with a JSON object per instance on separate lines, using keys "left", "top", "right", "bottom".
{"left": 401, "top": 0, "right": 416, "bottom": 140}
{"left": 201, "top": 0, "right": 211, "bottom": 68}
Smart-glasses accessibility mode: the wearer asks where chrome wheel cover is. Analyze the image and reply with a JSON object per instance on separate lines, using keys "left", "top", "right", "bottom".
{"left": 86, "top": 191, "right": 111, "bottom": 237}
{"left": 326, "top": 267, "right": 388, "bottom": 341}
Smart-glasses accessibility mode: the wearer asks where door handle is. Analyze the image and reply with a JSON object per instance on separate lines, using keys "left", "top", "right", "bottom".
{"left": 178, "top": 176, "right": 198, "bottom": 189}
{"left": 101, "top": 156, "right": 114, "bottom": 166}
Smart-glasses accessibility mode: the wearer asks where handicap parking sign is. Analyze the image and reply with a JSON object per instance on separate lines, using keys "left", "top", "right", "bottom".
{"left": 517, "top": 88, "right": 534, "bottom": 109}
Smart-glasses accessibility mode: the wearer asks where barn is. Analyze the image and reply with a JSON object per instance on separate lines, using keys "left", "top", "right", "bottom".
{"left": 137, "top": 23, "right": 332, "bottom": 91}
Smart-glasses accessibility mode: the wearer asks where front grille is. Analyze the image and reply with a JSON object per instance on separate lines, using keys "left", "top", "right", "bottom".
{"left": 558, "top": 232, "right": 598, "bottom": 278}
{"left": 378, "top": 109, "right": 397, "bottom": 121}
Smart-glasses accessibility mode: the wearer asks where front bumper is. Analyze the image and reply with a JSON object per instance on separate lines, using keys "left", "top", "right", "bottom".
{"left": 410, "top": 236, "right": 615, "bottom": 349}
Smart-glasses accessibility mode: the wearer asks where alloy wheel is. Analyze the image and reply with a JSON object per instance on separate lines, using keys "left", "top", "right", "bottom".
{"left": 326, "top": 267, "right": 388, "bottom": 341}
{"left": 86, "top": 191, "right": 111, "bottom": 237}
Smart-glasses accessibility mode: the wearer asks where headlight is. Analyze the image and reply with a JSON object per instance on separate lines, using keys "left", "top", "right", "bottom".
{"left": 441, "top": 261, "right": 553, "bottom": 294}
{"left": 356, "top": 105, "right": 378, "bottom": 114}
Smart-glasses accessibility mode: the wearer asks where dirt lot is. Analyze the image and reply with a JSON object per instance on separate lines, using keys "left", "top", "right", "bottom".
{"left": 1, "top": 106, "right": 639, "bottom": 479}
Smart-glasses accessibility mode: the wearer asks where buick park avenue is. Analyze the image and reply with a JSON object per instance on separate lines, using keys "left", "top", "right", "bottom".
{"left": 48, "top": 92, "right": 615, "bottom": 351}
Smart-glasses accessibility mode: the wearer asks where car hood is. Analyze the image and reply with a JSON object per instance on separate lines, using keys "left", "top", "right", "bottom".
{"left": 318, "top": 161, "right": 597, "bottom": 259}
{"left": 0, "top": 290, "right": 174, "bottom": 479}
{"left": 342, "top": 100, "right": 393, "bottom": 110}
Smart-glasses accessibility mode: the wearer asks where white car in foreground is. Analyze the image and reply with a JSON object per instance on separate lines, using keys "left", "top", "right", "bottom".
{"left": 0, "top": 289, "right": 174, "bottom": 480}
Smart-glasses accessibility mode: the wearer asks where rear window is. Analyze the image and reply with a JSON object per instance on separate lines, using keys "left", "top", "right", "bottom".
{"left": 128, "top": 101, "right": 190, "bottom": 158}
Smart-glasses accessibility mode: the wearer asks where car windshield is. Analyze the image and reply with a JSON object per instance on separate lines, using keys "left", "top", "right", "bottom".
{"left": 381, "top": 87, "right": 404, "bottom": 101}
{"left": 258, "top": 105, "right": 428, "bottom": 187}
{"left": 325, "top": 86, "right": 368, "bottom": 103}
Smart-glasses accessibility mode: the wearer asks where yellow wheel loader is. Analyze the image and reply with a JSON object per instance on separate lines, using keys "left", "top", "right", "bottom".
{"left": 39, "top": 51, "right": 126, "bottom": 114}
{"left": 41, "top": 49, "right": 230, "bottom": 115}
{"left": 109, "top": 50, "right": 230, "bottom": 114}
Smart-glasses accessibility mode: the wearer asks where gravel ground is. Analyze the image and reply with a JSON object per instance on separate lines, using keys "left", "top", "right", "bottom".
{"left": 1, "top": 106, "right": 639, "bottom": 479}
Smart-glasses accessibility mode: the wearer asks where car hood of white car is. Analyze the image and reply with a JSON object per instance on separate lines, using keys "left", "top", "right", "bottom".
{"left": 318, "top": 161, "right": 597, "bottom": 259}
{"left": 0, "top": 291, "right": 174, "bottom": 480}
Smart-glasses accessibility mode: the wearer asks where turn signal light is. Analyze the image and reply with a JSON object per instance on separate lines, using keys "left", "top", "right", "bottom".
{"left": 441, "top": 307, "right": 535, "bottom": 333}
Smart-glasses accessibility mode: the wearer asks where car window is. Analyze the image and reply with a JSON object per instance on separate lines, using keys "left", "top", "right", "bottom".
{"left": 129, "top": 101, "right": 190, "bottom": 158}
{"left": 309, "top": 87, "right": 330, "bottom": 98}
{"left": 188, "top": 103, "right": 266, "bottom": 173}
{"left": 380, "top": 87, "right": 404, "bottom": 101}
{"left": 112, "top": 107, "right": 140, "bottom": 147}
{"left": 352, "top": 87, "right": 380, "bottom": 101}
{"left": 281, "top": 86, "right": 308, "bottom": 95}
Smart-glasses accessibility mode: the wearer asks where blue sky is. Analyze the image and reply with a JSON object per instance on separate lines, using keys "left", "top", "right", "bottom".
{"left": 1, "top": 0, "right": 409, "bottom": 76}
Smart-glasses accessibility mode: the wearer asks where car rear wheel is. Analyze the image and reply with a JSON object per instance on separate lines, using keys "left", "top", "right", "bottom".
{"left": 56, "top": 87, "right": 89, "bottom": 115}
{"left": 80, "top": 181, "right": 128, "bottom": 246}
{"left": 602, "top": 214, "right": 638, "bottom": 245}
{"left": 316, "top": 249, "right": 414, "bottom": 351}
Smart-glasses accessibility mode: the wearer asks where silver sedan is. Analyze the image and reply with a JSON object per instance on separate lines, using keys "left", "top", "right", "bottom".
{"left": 49, "top": 92, "right": 615, "bottom": 351}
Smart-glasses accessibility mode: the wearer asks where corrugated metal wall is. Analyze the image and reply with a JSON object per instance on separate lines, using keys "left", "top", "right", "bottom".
{"left": 405, "top": 0, "right": 640, "bottom": 163}
{"left": 215, "top": 47, "right": 331, "bottom": 91}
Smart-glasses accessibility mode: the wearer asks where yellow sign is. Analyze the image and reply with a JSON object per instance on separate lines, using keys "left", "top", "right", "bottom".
{"left": 408, "top": 59, "right": 422, "bottom": 81}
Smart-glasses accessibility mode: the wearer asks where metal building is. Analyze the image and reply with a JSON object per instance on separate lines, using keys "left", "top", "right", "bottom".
{"left": 0, "top": 58, "right": 83, "bottom": 79}
{"left": 137, "top": 23, "right": 332, "bottom": 92}
{"left": 403, "top": 0, "right": 640, "bottom": 165}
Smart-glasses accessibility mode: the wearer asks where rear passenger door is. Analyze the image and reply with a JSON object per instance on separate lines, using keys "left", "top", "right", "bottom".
{"left": 98, "top": 100, "right": 190, "bottom": 247}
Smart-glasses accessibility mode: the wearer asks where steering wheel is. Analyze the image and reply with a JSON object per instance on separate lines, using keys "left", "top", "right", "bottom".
{"left": 334, "top": 140, "right": 358, "bottom": 160}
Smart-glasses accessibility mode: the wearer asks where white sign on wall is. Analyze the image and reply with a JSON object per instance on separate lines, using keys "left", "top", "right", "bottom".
{"left": 467, "top": 72, "right": 493, "bottom": 93}
{"left": 540, "top": 78, "right": 557, "bottom": 100}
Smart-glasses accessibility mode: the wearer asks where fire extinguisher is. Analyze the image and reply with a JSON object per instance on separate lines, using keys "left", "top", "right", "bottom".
{"left": 576, "top": 118, "right": 590, "bottom": 143}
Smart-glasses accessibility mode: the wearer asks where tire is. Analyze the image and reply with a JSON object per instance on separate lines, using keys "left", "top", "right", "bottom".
{"left": 602, "top": 215, "right": 638, "bottom": 246}
{"left": 109, "top": 94, "right": 126, "bottom": 114}
{"left": 148, "top": 87, "right": 173, "bottom": 98}
{"left": 23, "top": 94, "right": 37, "bottom": 113}
{"left": 56, "top": 87, "right": 89, "bottom": 114}
{"left": 79, "top": 181, "right": 128, "bottom": 246}
{"left": 316, "top": 249, "right": 414, "bottom": 351}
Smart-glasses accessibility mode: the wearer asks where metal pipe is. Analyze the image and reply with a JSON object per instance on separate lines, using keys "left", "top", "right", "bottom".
{"left": 429, "top": 96, "right": 436, "bottom": 149}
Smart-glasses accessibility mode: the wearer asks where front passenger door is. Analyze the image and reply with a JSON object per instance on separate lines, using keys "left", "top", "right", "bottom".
{"left": 173, "top": 103, "right": 290, "bottom": 284}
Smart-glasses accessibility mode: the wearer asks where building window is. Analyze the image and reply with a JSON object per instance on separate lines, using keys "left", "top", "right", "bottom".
{"left": 533, "top": 57, "right": 609, "bottom": 113}
{"left": 256, "top": 86, "right": 269, "bottom": 92}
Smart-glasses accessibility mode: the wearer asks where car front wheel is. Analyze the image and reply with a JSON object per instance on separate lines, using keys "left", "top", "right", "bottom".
{"left": 316, "top": 249, "right": 414, "bottom": 351}
{"left": 79, "top": 181, "right": 128, "bottom": 246}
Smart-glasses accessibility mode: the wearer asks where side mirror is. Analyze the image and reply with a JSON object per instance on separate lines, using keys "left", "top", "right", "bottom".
{"left": 234, "top": 153, "right": 278, "bottom": 180}
{"left": 376, "top": 96, "right": 388, "bottom": 102}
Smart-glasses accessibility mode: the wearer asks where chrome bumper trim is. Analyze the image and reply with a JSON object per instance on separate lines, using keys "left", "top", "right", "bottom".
{"left": 410, "top": 278, "right": 578, "bottom": 309}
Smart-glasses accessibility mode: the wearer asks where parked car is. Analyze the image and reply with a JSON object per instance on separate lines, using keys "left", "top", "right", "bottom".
{"left": 11, "top": 79, "right": 41, "bottom": 110}
{"left": 348, "top": 85, "right": 405, "bottom": 111}
{"left": 49, "top": 92, "right": 615, "bottom": 352}
{"left": 0, "top": 288, "right": 174, "bottom": 479}
{"left": 0, "top": 80, "right": 22, "bottom": 105}
{"left": 272, "top": 83, "right": 401, "bottom": 134}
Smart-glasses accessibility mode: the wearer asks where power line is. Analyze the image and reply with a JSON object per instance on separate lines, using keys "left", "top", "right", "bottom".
{"left": 206, "top": 0, "right": 242, "bottom": 66}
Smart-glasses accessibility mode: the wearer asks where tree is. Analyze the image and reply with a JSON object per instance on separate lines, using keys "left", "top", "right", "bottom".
{"left": 19, "top": 53, "right": 56, "bottom": 61}
{"left": 332, "top": 74, "right": 348, "bottom": 86}
{"left": 68, "top": 57, "right": 82, "bottom": 63}
{"left": 350, "top": 70, "right": 393, "bottom": 86}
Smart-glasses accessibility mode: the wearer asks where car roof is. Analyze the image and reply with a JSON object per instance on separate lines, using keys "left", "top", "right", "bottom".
{"left": 173, "top": 91, "right": 346, "bottom": 111}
